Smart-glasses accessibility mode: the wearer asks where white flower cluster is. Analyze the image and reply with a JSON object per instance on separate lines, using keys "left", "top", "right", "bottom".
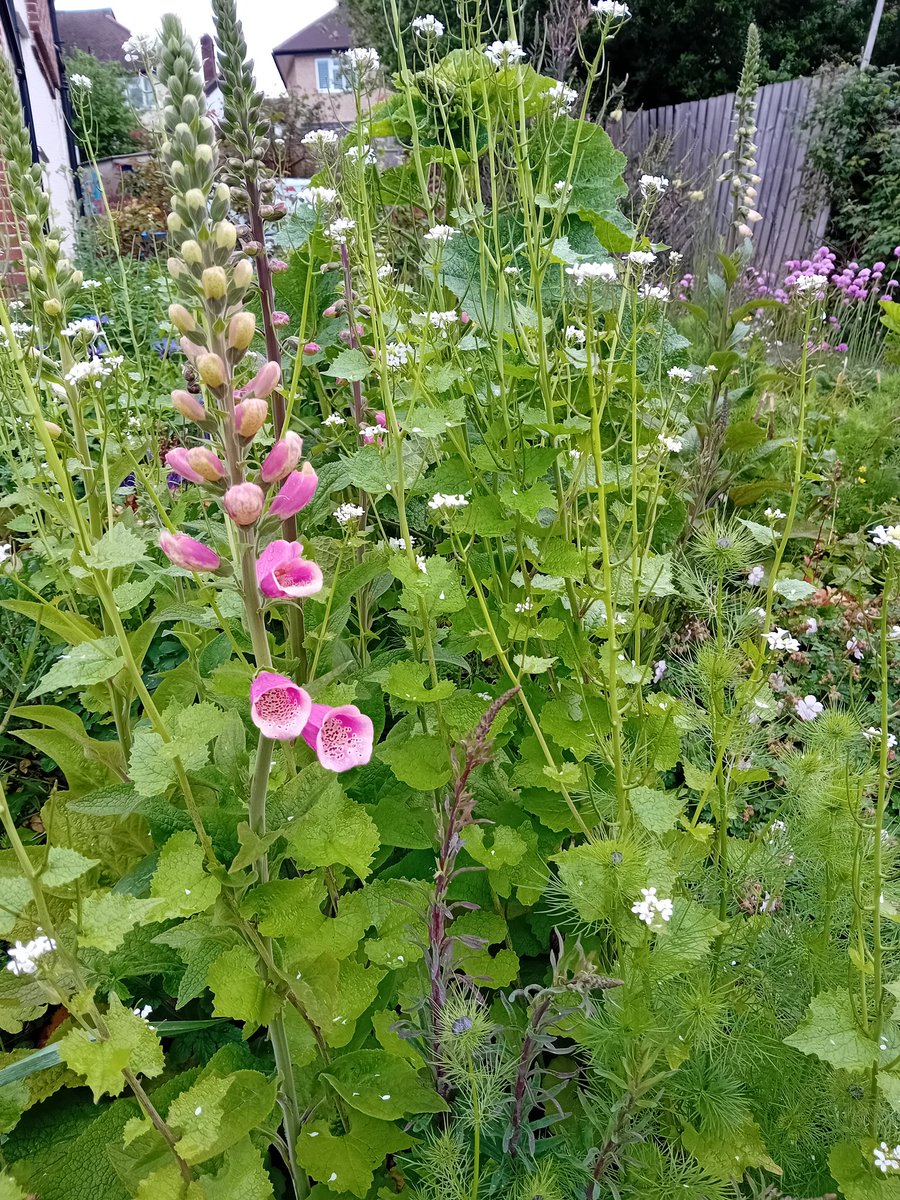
{"left": 342, "top": 47, "right": 381, "bottom": 83}
{"left": 627, "top": 250, "right": 656, "bottom": 266}
{"left": 428, "top": 310, "right": 458, "bottom": 335}
{"left": 323, "top": 413, "right": 346, "bottom": 428}
{"left": 388, "top": 535, "right": 413, "bottom": 550}
{"left": 658, "top": 434, "right": 683, "bottom": 453}
{"left": 565, "top": 325, "right": 586, "bottom": 346}
{"left": 631, "top": 886, "right": 673, "bottom": 928}
{"left": 7, "top": 934, "right": 56, "bottom": 976}
{"left": 69, "top": 73, "right": 93, "bottom": 90}
{"left": 326, "top": 217, "right": 356, "bottom": 244}
{"left": 385, "top": 342, "right": 412, "bottom": 368}
{"left": 639, "top": 283, "right": 670, "bottom": 302}
{"left": 0, "top": 321, "right": 34, "bottom": 345}
{"left": 875, "top": 1142, "right": 900, "bottom": 1174}
{"left": 547, "top": 80, "right": 577, "bottom": 115}
{"left": 122, "top": 33, "right": 159, "bottom": 63}
{"left": 566, "top": 261, "right": 617, "bottom": 285}
{"left": 747, "top": 564, "right": 765, "bottom": 587}
{"left": 334, "top": 503, "right": 365, "bottom": 525}
{"left": 592, "top": 0, "right": 631, "bottom": 18}
{"left": 872, "top": 524, "right": 900, "bottom": 550}
{"left": 639, "top": 173, "right": 669, "bottom": 197}
{"left": 65, "top": 357, "right": 121, "bottom": 388}
{"left": 345, "top": 144, "right": 377, "bottom": 165}
{"left": 301, "top": 128, "right": 340, "bottom": 149}
{"left": 484, "top": 39, "right": 525, "bottom": 67}
{"left": 412, "top": 14, "right": 444, "bottom": 37}
{"left": 667, "top": 366, "right": 692, "bottom": 383}
{"left": 61, "top": 317, "right": 99, "bottom": 338}
{"left": 764, "top": 627, "right": 800, "bottom": 653}
{"left": 81, "top": 278, "right": 102, "bottom": 290}
{"left": 764, "top": 506, "right": 786, "bottom": 521}
{"left": 299, "top": 186, "right": 338, "bottom": 207}
{"left": 794, "top": 273, "right": 827, "bottom": 297}
{"left": 428, "top": 493, "right": 469, "bottom": 510}
{"left": 424, "top": 224, "right": 455, "bottom": 243}
{"left": 864, "top": 726, "right": 898, "bottom": 749}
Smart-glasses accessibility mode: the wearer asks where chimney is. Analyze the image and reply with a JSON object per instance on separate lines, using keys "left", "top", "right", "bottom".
{"left": 200, "top": 34, "right": 216, "bottom": 86}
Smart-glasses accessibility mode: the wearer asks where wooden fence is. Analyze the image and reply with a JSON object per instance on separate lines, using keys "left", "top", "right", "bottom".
{"left": 609, "top": 77, "right": 829, "bottom": 276}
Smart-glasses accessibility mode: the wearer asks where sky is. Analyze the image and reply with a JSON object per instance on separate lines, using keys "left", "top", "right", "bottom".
{"left": 58, "top": 0, "right": 335, "bottom": 94}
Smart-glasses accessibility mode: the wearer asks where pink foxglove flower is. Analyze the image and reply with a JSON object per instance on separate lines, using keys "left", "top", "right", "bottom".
{"left": 165, "top": 447, "right": 205, "bottom": 485}
{"left": 250, "top": 671, "right": 312, "bottom": 740}
{"left": 159, "top": 531, "right": 221, "bottom": 572}
{"left": 261, "top": 431, "right": 303, "bottom": 483}
{"left": 256, "top": 539, "right": 323, "bottom": 598}
{"left": 185, "top": 446, "right": 226, "bottom": 482}
{"left": 236, "top": 360, "right": 281, "bottom": 401}
{"left": 301, "top": 703, "right": 374, "bottom": 772}
{"left": 171, "top": 389, "right": 206, "bottom": 423}
{"left": 269, "top": 463, "right": 318, "bottom": 519}
{"left": 223, "top": 482, "right": 265, "bottom": 526}
{"left": 234, "top": 397, "right": 268, "bottom": 439}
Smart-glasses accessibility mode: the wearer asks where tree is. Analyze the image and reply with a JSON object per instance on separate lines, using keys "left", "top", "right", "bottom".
{"left": 65, "top": 50, "right": 142, "bottom": 159}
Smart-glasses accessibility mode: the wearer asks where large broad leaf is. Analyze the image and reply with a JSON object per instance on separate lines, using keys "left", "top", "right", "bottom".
{"left": 322, "top": 1050, "right": 447, "bottom": 1120}
{"left": 29, "top": 638, "right": 125, "bottom": 697}
{"left": 784, "top": 989, "right": 879, "bottom": 1072}
{"left": 83, "top": 524, "right": 149, "bottom": 571}
{"left": 57, "top": 994, "right": 163, "bottom": 1102}
{"left": 296, "top": 1113, "right": 414, "bottom": 1199}
{"left": 535, "top": 116, "right": 630, "bottom": 246}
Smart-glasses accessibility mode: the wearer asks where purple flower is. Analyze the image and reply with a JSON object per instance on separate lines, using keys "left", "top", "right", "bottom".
{"left": 272, "top": 311, "right": 290, "bottom": 328}
{"left": 159, "top": 531, "right": 221, "bottom": 572}
{"left": 250, "top": 671, "right": 312, "bottom": 740}
{"left": 256, "top": 539, "right": 323, "bottom": 598}
{"left": 261, "top": 431, "right": 303, "bottom": 483}
{"left": 223, "top": 482, "right": 265, "bottom": 526}
{"left": 164, "top": 447, "right": 205, "bottom": 485}
{"left": 269, "top": 464, "right": 318, "bottom": 519}
{"left": 301, "top": 702, "right": 374, "bottom": 772}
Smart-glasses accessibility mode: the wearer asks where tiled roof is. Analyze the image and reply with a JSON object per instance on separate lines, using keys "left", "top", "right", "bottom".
{"left": 272, "top": 9, "right": 351, "bottom": 56}
{"left": 56, "top": 7, "right": 131, "bottom": 64}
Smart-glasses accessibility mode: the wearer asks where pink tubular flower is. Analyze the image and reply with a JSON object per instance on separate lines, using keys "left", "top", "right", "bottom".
{"left": 185, "top": 446, "right": 226, "bottom": 482}
{"left": 261, "top": 431, "right": 303, "bottom": 483}
{"left": 236, "top": 360, "right": 281, "bottom": 401}
{"left": 159, "top": 530, "right": 221, "bottom": 572}
{"left": 256, "top": 539, "right": 323, "bottom": 598}
{"left": 269, "top": 463, "right": 318, "bottom": 519}
{"left": 223, "top": 482, "right": 265, "bottom": 525}
{"left": 250, "top": 671, "right": 312, "bottom": 740}
{"left": 171, "top": 389, "right": 206, "bottom": 422}
{"left": 165, "top": 447, "right": 205, "bottom": 484}
{"left": 301, "top": 702, "right": 374, "bottom": 772}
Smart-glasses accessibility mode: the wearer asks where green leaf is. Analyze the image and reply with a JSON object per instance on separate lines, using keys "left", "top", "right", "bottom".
{"left": 784, "top": 989, "right": 879, "bottom": 1071}
{"left": 737, "top": 517, "right": 778, "bottom": 546}
{"left": 78, "top": 891, "right": 161, "bottom": 953}
{"left": 207, "top": 945, "right": 280, "bottom": 1032}
{"left": 323, "top": 349, "right": 373, "bottom": 382}
{"left": 378, "top": 733, "right": 452, "bottom": 789}
{"left": 42, "top": 846, "right": 99, "bottom": 889}
{"left": 323, "top": 1050, "right": 448, "bottom": 1120}
{"left": 83, "top": 524, "right": 149, "bottom": 571}
{"left": 829, "top": 1140, "right": 900, "bottom": 1199}
{"left": 0, "top": 1173, "right": 26, "bottom": 1200}
{"left": 154, "top": 917, "right": 242, "bottom": 1008}
{"left": 129, "top": 728, "right": 175, "bottom": 797}
{"left": 150, "top": 831, "right": 221, "bottom": 918}
{"left": 165, "top": 1070, "right": 277, "bottom": 1165}
{"left": 57, "top": 993, "right": 164, "bottom": 1101}
{"left": 198, "top": 1136, "right": 275, "bottom": 1199}
{"left": 112, "top": 576, "right": 156, "bottom": 612}
{"left": 382, "top": 661, "right": 455, "bottom": 706}
{"left": 682, "top": 1117, "right": 781, "bottom": 1180}
{"left": 30, "top": 638, "right": 125, "bottom": 697}
{"left": 773, "top": 577, "right": 817, "bottom": 604}
{"left": 285, "top": 785, "right": 380, "bottom": 880}
{"left": 630, "top": 787, "right": 684, "bottom": 834}
{"left": 296, "top": 1113, "right": 414, "bottom": 1198}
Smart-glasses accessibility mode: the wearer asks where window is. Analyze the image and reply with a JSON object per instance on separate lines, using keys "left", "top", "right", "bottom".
{"left": 123, "top": 72, "right": 156, "bottom": 112}
{"left": 315, "top": 57, "right": 346, "bottom": 93}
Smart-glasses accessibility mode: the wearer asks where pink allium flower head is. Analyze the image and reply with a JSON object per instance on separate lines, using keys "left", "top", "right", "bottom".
{"left": 269, "top": 463, "right": 318, "bottom": 519}
{"left": 272, "top": 311, "right": 290, "bottom": 327}
{"left": 223, "top": 482, "right": 265, "bottom": 525}
{"left": 261, "top": 431, "right": 303, "bottom": 483}
{"left": 302, "top": 702, "right": 374, "bottom": 772}
{"left": 256, "top": 539, "right": 323, "bottom": 598}
{"left": 250, "top": 671, "right": 312, "bottom": 740}
{"left": 835, "top": 342, "right": 848, "bottom": 352}
{"left": 303, "top": 342, "right": 321, "bottom": 355}
{"left": 165, "top": 447, "right": 205, "bottom": 485}
{"left": 184, "top": 446, "right": 226, "bottom": 482}
{"left": 236, "top": 360, "right": 281, "bottom": 401}
{"left": 894, "top": 246, "right": 900, "bottom": 257}
{"left": 171, "top": 389, "right": 206, "bottom": 423}
{"left": 234, "top": 397, "right": 268, "bottom": 439}
{"left": 159, "top": 530, "right": 221, "bottom": 572}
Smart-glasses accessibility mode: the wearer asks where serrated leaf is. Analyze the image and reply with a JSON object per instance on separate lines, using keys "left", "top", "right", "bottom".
{"left": 165, "top": 1070, "right": 277, "bottom": 1165}
{"left": 285, "top": 786, "right": 380, "bottom": 880}
{"left": 151, "top": 831, "right": 220, "bottom": 918}
{"left": 30, "top": 638, "right": 125, "bottom": 697}
{"left": 513, "top": 653, "right": 557, "bottom": 674}
{"left": 78, "top": 891, "right": 161, "bottom": 953}
{"left": 207, "top": 945, "right": 280, "bottom": 1032}
{"left": 382, "top": 661, "right": 455, "bottom": 705}
{"left": 57, "top": 993, "right": 163, "bottom": 1101}
{"left": 630, "top": 787, "right": 684, "bottom": 834}
{"left": 829, "top": 1140, "right": 900, "bottom": 1199}
{"left": 112, "top": 576, "right": 156, "bottom": 612}
{"left": 129, "top": 728, "right": 175, "bottom": 797}
{"left": 323, "top": 1050, "right": 448, "bottom": 1119}
{"left": 378, "top": 733, "right": 452, "bottom": 789}
{"left": 773, "top": 577, "right": 817, "bottom": 604}
{"left": 682, "top": 1116, "right": 781, "bottom": 1180}
{"left": 784, "top": 989, "right": 879, "bottom": 1072}
{"left": 737, "top": 517, "right": 778, "bottom": 546}
{"left": 83, "top": 524, "right": 149, "bottom": 571}
{"left": 42, "top": 847, "right": 99, "bottom": 889}
{"left": 323, "top": 349, "right": 373, "bottom": 382}
{"left": 198, "top": 1136, "right": 274, "bottom": 1198}
{"left": 296, "top": 1113, "right": 414, "bottom": 1198}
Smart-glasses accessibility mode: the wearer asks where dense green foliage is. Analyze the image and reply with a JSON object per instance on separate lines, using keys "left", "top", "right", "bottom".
{"left": 64, "top": 49, "right": 143, "bottom": 159}
{"left": 0, "top": 9, "right": 898, "bottom": 1200}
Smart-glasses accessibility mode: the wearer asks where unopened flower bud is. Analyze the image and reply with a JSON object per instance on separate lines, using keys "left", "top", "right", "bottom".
{"left": 213, "top": 220, "right": 237, "bottom": 251}
{"left": 167, "top": 212, "right": 183, "bottom": 233}
{"left": 228, "top": 311, "right": 256, "bottom": 351}
{"left": 42, "top": 298, "right": 62, "bottom": 317}
{"left": 168, "top": 256, "right": 185, "bottom": 279}
{"left": 303, "top": 342, "right": 321, "bottom": 355}
{"left": 233, "top": 259, "right": 253, "bottom": 289}
{"left": 168, "top": 303, "right": 196, "bottom": 334}
{"left": 195, "top": 144, "right": 213, "bottom": 165}
{"left": 171, "top": 389, "right": 206, "bottom": 422}
{"left": 261, "top": 431, "right": 303, "bottom": 483}
{"left": 44, "top": 421, "right": 62, "bottom": 439}
{"left": 185, "top": 446, "right": 226, "bottom": 482}
{"left": 201, "top": 266, "right": 227, "bottom": 299}
{"left": 241, "top": 360, "right": 280, "bottom": 399}
{"left": 223, "top": 482, "right": 265, "bottom": 525}
{"left": 181, "top": 240, "right": 202, "bottom": 265}
{"left": 197, "top": 352, "right": 227, "bottom": 389}
{"left": 185, "top": 188, "right": 206, "bottom": 210}
{"left": 180, "top": 336, "right": 204, "bottom": 360}
{"left": 159, "top": 530, "right": 221, "bottom": 572}
{"left": 234, "top": 397, "right": 268, "bottom": 439}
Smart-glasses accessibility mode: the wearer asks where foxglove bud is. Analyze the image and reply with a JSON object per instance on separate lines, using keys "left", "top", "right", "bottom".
{"left": 233, "top": 259, "right": 253, "bottom": 289}
{"left": 168, "top": 303, "right": 196, "bottom": 334}
{"left": 159, "top": 530, "right": 221, "bottom": 572}
{"left": 234, "top": 397, "right": 268, "bottom": 439}
{"left": 185, "top": 446, "right": 226, "bottom": 482}
{"left": 242, "top": 360, "right": 280, "bottom": 399}
{"left": 201, "top": 266, "right": 227, "bottom": 299}
{"left": 223, "top": 482, "right": 264, "bottom": 525}
{"left": 303, "top": 342, "right": 321, "bottom": 355}
{"left": 44, "top": 421, "right": 62, "bottom": 439}
{"left": 213, "top": 220, "right": 237, "bottom": 250}
{"left": 165, "top": 447, "right": 205, "bottom": 484}
{"left": 181, "top": 240, "right": 202, "bottom": 265}
{"left": 197, "top": 352, "right": 227, "bottom": 389}
{"left": 261, "top": 431, "right": 303, "bottom": 483}
{"left": 171, "top": 389, "right": 206, "bottom": 422}
{"left": 180, "top": 336, "right": 204, "bottom": 360}
{"left": 228, "top": 311, "right": 256, "bottom": 352}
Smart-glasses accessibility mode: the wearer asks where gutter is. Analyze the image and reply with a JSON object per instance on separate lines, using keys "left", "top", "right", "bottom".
{"left": 0, "top": 0, "right": 38, "bottom": 158}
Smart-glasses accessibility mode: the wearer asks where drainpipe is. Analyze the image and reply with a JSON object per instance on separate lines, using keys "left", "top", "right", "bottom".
{"left": 47, "top": 0, "right": 82, "bottom": 210}
{"left": 0, "top": 0, "right": 38, "bottom": 158}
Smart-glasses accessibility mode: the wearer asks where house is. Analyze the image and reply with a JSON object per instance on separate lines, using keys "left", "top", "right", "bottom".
{"left": 272, "top": 9, "right": 359, "bottom": 124}
{"left": 0, "top": 0, "right": 79, "bottom": 268}
{"left": 56, "top": 8, "right": 154, "bottom": 111}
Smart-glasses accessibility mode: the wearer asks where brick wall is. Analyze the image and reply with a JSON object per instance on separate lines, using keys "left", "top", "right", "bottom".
{"left": 26, "top": 0, "right": 58, "bottom": 91}
{"left": 0, "top": 156, "right": 24, "bottom": 287}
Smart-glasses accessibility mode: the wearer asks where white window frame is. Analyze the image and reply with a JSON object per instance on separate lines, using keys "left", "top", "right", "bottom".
{"left": 123, "top": 72, "right": 155, "bottom": 112}
{"left": 315, "top": 56, "right": 347, "bottom": 93}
